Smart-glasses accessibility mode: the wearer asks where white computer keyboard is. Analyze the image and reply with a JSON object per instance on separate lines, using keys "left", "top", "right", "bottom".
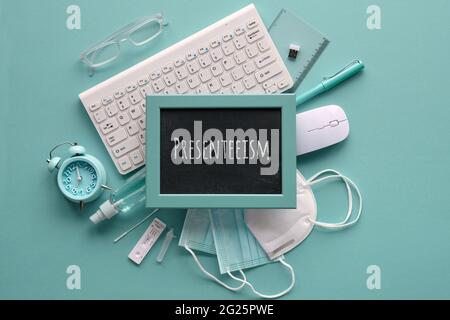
{"left": 79, "top": 4, "right": 293, "bottom": 175}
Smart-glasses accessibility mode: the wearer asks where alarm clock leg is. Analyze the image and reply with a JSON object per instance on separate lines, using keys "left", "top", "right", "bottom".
{"left": 80, "top": 201, "right": 85, "bottom": 211}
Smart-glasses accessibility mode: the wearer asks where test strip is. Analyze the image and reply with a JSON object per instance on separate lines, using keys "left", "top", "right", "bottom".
{"left": 128, "top": 218, "right": 166, "bottom": 265}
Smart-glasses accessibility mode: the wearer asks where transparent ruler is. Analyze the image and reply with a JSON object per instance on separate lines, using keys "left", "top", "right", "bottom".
{"left": 269, "top": 9, "right": 329, "bottom": 91}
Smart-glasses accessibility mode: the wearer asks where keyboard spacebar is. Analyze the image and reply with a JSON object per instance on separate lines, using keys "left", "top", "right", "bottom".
{"left": 112, "top": 137, "right": 139, "bottom": 158}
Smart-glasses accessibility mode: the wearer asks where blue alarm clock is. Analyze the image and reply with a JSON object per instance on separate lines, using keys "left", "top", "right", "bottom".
{"left": 46, "top": 142, "right": 109, "bottom": 210}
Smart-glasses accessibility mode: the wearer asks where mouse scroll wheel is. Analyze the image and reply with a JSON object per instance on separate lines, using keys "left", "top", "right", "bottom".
{"left": 329, "top": 120, "right": 340, "bottom": 127}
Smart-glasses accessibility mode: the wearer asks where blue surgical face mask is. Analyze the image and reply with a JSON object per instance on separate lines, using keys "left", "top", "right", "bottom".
{"left": 180, "top": 208, "right": 295, "bottom": 298}
{"left": 178, "top": 208, "right": 215, "bottom": 254}
{"left": 179, "top": 208, "right": 248, "bottom": 292}
{"left": 209, "top": 208, "right": 271, "bottom": 274}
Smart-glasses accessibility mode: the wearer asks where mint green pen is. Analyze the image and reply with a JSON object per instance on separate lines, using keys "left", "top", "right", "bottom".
{"left": 296, "top": 59, "right": 365, "bottom": 106}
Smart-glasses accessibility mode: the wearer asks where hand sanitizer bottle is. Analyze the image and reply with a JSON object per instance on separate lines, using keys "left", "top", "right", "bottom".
{"left": 89, "top": 168, "right": 146, "bottom": 224}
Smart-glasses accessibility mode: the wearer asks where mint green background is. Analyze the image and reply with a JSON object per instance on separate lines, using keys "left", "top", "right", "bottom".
{"left": 0, "top": 0, "right": 449, "bottom": 299}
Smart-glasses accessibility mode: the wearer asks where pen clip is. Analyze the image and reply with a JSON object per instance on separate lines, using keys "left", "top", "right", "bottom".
{"left": 323, "top": 59, "right": 361, "bottom": 81}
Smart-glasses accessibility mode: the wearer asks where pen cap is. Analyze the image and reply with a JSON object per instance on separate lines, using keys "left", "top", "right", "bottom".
{"left": 322, "top": 60, "right": 364, "bottom": 89}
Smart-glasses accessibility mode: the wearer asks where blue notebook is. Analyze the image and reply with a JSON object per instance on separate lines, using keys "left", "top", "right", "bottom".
{"left": 269, "top": 9, "right": 329, "bottom": 91}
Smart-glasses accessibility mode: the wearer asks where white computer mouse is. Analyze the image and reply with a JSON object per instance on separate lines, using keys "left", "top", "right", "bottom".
{"left": 296, "top": 105, "right": 349, "bottom": 156}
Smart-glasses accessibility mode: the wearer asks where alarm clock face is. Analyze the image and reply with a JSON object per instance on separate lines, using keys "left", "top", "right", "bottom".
{"left": 60, "top": 159, "right": 98, "bottom": 200}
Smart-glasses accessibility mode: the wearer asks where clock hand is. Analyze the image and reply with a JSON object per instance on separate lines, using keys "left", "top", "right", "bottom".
{"left": 76, "top": 166, "right": 82, "bottom": 186}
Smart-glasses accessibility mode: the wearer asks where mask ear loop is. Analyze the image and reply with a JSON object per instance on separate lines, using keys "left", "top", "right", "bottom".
{"left": 184, "top": 244, "right": 247, "bottom": 291}
{"left": 305, "top": 169, "right": 363, "bottom": 229}
{"left": 227, "top": 257, "right": 295, "bottom": 299}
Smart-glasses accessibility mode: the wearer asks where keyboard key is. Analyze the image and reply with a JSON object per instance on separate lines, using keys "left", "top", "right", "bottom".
{"left": 117, "top": 156, "right": 132, "bottom": 171}
{"left": 175, "top": 81, "right": 189, "bottom": 94}
{"left": 106, "top": 127, "right": 127, "bottom": 146}
{"left": 245, "top": 44, "right": 259, "bottom": 58}
{"left": 129, "top": 149, "right": 144, "bottom": 165}
{"left": 175, "top": 66, "right": 188, "bottom": 80}
{"left": 234, "top": 51, "right": 247, "bottom": 64}
{"left": 196, "top": 84, "right": 209, "bottom": 94}
{"left": 257, "top": 39, "right": 270, "bottom": 52}
{"left": 246, "top": 18, "right": 258, "bottom": 29}
{"left": 255, "top": 62, "right": 283, "bottom": 83}
{"left": 221, "top": 42, "right": 235, "bottom": 56}
{"left": 198, "top": 47, "right": 209, "bottom": 55}
{"left": 186, "top": 52, "right": 197, "bottom": 61}
{"left": 222, "top": 33, "right": 233, "bottom": 42}
{"left": 255, "top": 51, "right": 276, "bottom": 68}
{"left": 126, "top": 121, "right": 139, "bottom": 135}
{"left": 207, "top": 79, "right": 221, "bottom": 93}
{"left": 126, "top": 84, "right": 138, "bottom": 92}
{"left": 94, "top": 109, "right": 107, "bottom": 123}
{"left": 263, "top": 79, "right": 275, "bottom": 89}
{"left": 231, "top": 66, "right": 245, "bottom": 80}
{"left": 210, "top": 63, "right": 223, "bottom": 76}
{"left": 163, "top": 73, "right": 177, "bottom": 86}
{"left": 89, "top": 103, "right": 101, "bottom": 111}
{"left": 278, "top": 78, "right": 289, "bottom": 89}
{"left": 221, "top": 56, "right": 235, "bottom": 70}
{"left": 219, "top": 87, "right": 232, "bottom": 94}
{"left": 150, "top": 70, "right": 162, "bottom": 80}
{"left": 234, "top": 26, "right": 245, "bottom": 35}
{"left": 129, "top": 105, "right": 142, "bottom": 120}
{"left": 152, "top": 78, "right": 165, "bottom": 92}
{"left": 219, "top": 73, "right": 232, "bottom": 86}
{"left": 265, "top": 85, "right": 278, "bottom": 94}
{"left": 187, "top": 60, "right": 200, "bottom": 74}
{"left": 162, "top": 63, "right": 173, "bottom": 74}
{"left": 242, "top": 61, "right": 256, "bottom": 74}
{"left": 116, "top": 96, "right": 130, "bottom": 110}
{"left": 246, "top": 28, "right": 263, "bottom": 43}
{"left": 233, "top": 36, "right": 246, "bottom": 50}
{"left": 138, "top": 78, "right": 149, "bottom": 86}
{"left": 162, "top": 87, "right": 176, "bottom": 94}
{"left": 113, "top": 90, "right": 126, "bottom": 99}
{"left": 101, "top": 118, "right": 119, "bottom": 135}
{"left": 102, "top": 96, "right": 113, "bottom": 105}
{"left": 174, "top": 58, "right": 185, "bottom": 67}
{"left": 140, "top": 84, "right": 152, "bottom": 98}
{"left": 243, "top": 76, "right": 256, "bottom": 89}
{"left": 112, "top": 137, "right": 139, "bottom": 158}
{"left": 129, "top": 92, "right": 142, "bottom": 105}
{"left": 210, "top": 48, "right": 223, "bottom": 62}
{"left": 140, "top": 101, "right": 146, "bottom": 113}
{"left": 198, "top": 69, "right": 212, "bottom": 82}
{"left": 137, "top": 116, "right": 146, "bottom": 129}
{"left": 231, "top": 81, "right": 245, "bottom": 94}
{"left": 138, "top": 131, "right": 146, "bottom": 144}
{"left": 210, "top": 39, "right": 221, "bottom": 48}
{"left": 187, "top": 75, "right": 200, "bottom": 88}
{"left": 105, "top": 103, "right": 118, "bottom": 116}
{"left": 117, "top": 112, "right": 130, "bottom": 125}
{"left": 199, "top": 55, "right": 212, "bottom": 68}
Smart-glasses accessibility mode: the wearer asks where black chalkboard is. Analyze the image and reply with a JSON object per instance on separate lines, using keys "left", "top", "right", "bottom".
{"left": 160, "top": 108, "right": 282, "bottom": 194}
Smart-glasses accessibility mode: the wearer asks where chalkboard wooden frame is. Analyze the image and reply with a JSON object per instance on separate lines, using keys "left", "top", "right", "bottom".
{"left": 145, "top": 94, "right": 297, "bottom": 208}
